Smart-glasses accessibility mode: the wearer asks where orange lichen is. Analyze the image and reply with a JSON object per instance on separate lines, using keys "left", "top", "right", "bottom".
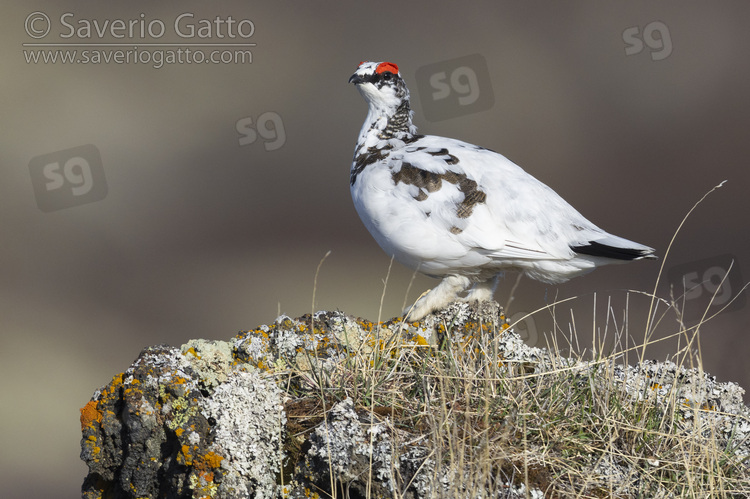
{"left": 123, "top": 384, "right": 142, "bottom": 397}
{"left": 198, "top": 451, "right": 224, "bottom": 469}
{"left": 180, "top": 444, "right": 196, "bottom": 465}
{"left": 80, "top": 400, "right": 102, "bottom": 430}
{"left": 304, "top": 487, "right": 321, "bottom": 498}
{"left": 280, "top": 318, "right": 295, "bottom": 329}
{"left": 183, "top": 347, "right": 201, "bottom": 359}
{"left": 106, "top": 373, "right": 125, "bottom": 394}
{"left": 408, "top": 334, "right": 429, "bottom": 347}
{"left": 357, "top": 319, "right": 376, "bottom": 332}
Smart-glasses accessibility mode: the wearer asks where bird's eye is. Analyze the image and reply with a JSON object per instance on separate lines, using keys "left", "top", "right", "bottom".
{"left": 382, "top": 72, "right": 392, "bottom": 80}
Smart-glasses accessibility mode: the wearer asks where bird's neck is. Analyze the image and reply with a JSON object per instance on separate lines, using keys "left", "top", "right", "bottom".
{"left": 382, "top": 101, "right": 416, "bottom": 139}
{"left": 357, "top": 100, "right": 417, "bottom": 148}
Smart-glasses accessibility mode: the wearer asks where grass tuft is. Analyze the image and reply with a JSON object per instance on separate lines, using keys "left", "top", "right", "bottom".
{"left": 275, "top": 182, "right": 750, "bottom": 497}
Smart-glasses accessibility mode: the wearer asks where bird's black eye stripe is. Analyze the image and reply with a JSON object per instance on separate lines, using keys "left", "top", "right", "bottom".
{"left": 350, "top": 70, "right": 397, "bottom": 87}
{"left": 358, "top": 73, "right": 378, "bottom": 84}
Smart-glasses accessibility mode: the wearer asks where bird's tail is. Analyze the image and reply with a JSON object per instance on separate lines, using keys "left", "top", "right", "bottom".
{"left": 571, "top": 235, "right": 657, "bottom": 261}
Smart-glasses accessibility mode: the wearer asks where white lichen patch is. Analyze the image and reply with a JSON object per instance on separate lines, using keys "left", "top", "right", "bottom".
{"left": 307, "top": 398, "right": 396, "bottom": 493}
{"left": 180, "top": 339, "right": 235, "bottom": 389}
{"left": 199, "top": 370, "right": 286, "bottom": 499}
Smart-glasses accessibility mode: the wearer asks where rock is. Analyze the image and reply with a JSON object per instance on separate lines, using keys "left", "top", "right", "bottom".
{"left": 79, "top": 302, "right": 515, "bottom": 498}
{"left": 80, "top": 301, "right": 750, "bottom": 498}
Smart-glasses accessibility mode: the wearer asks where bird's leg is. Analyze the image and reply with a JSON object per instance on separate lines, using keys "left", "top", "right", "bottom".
{"left": 403, "top": 275, "right": 471, "bottom": 321}
{"left": 462, "top": 275, "right": 500, "bottom": 303}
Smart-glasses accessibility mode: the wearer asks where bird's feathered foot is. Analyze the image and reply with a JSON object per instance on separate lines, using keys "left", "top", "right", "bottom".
{"left": 403, "top": 275, "right": 471, "bottom": 321}
{"left": 462, "top": 276, "right": 501, "bottom": 303}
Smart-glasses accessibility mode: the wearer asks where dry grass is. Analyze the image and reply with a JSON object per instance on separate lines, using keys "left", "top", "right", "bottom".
{"left": 284, "top": 181, "right": 749, "bottom": 498}
{"left": 285, "top": 290, "right": 749, "bottom": 498}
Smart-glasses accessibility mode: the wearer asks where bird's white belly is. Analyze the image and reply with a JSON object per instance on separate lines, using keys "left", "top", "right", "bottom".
{"left": 351, "top": 166, "right": 490, "bottom": 276}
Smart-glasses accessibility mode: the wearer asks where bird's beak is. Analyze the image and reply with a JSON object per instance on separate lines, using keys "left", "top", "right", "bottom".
{"left": 348, "top": 73, "right": 364, "bottom": 84}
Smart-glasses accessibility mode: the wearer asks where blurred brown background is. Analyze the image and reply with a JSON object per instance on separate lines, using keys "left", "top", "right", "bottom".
{"left": 2, "top": 2, "right": 749, "bottom": 497}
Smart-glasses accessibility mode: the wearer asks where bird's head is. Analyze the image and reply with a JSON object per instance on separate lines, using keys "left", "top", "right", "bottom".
{"left": 349, "top": 61, "right": 410, "bottom": 116}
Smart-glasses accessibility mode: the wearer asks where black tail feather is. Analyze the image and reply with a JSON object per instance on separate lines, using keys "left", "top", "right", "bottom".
{"left": 572, "top": 241, "right": 657, "bottom": 261}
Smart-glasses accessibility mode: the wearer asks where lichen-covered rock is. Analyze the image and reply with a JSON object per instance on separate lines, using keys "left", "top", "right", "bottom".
{"left": 200, "top": 371, "right": 285, "bottom": 498}
{"left": 80, "top": 301, "right": 750, "bottom": 498}
{"left": 79, "top": 302, "right": 514, "bottom": 498}
{"left": 81, "top": 344, "right": 218, "bottom": 499}
{"left": 80, "top": 342, "right": 284, "bottom": 499}
{"left": 290, "top": 397, "right": 440, "bottom": 499}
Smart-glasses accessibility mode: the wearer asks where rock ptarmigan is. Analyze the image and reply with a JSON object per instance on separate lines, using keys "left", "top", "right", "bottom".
{"left": 349, "top": 61, "right": 656, "bottom": 320}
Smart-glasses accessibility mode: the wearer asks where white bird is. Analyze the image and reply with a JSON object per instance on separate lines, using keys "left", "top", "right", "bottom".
{"left": 349, "top": 61, "right": 656, "bottom": 320}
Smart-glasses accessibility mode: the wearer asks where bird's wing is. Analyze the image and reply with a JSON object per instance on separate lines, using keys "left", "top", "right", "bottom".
{"left": 387, "top": 135, "right": 606, "bottom": 262}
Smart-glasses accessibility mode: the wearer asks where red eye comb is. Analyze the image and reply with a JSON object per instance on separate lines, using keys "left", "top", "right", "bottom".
{"left": 376, "top": 62, "right": 399, "bottom": 74}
